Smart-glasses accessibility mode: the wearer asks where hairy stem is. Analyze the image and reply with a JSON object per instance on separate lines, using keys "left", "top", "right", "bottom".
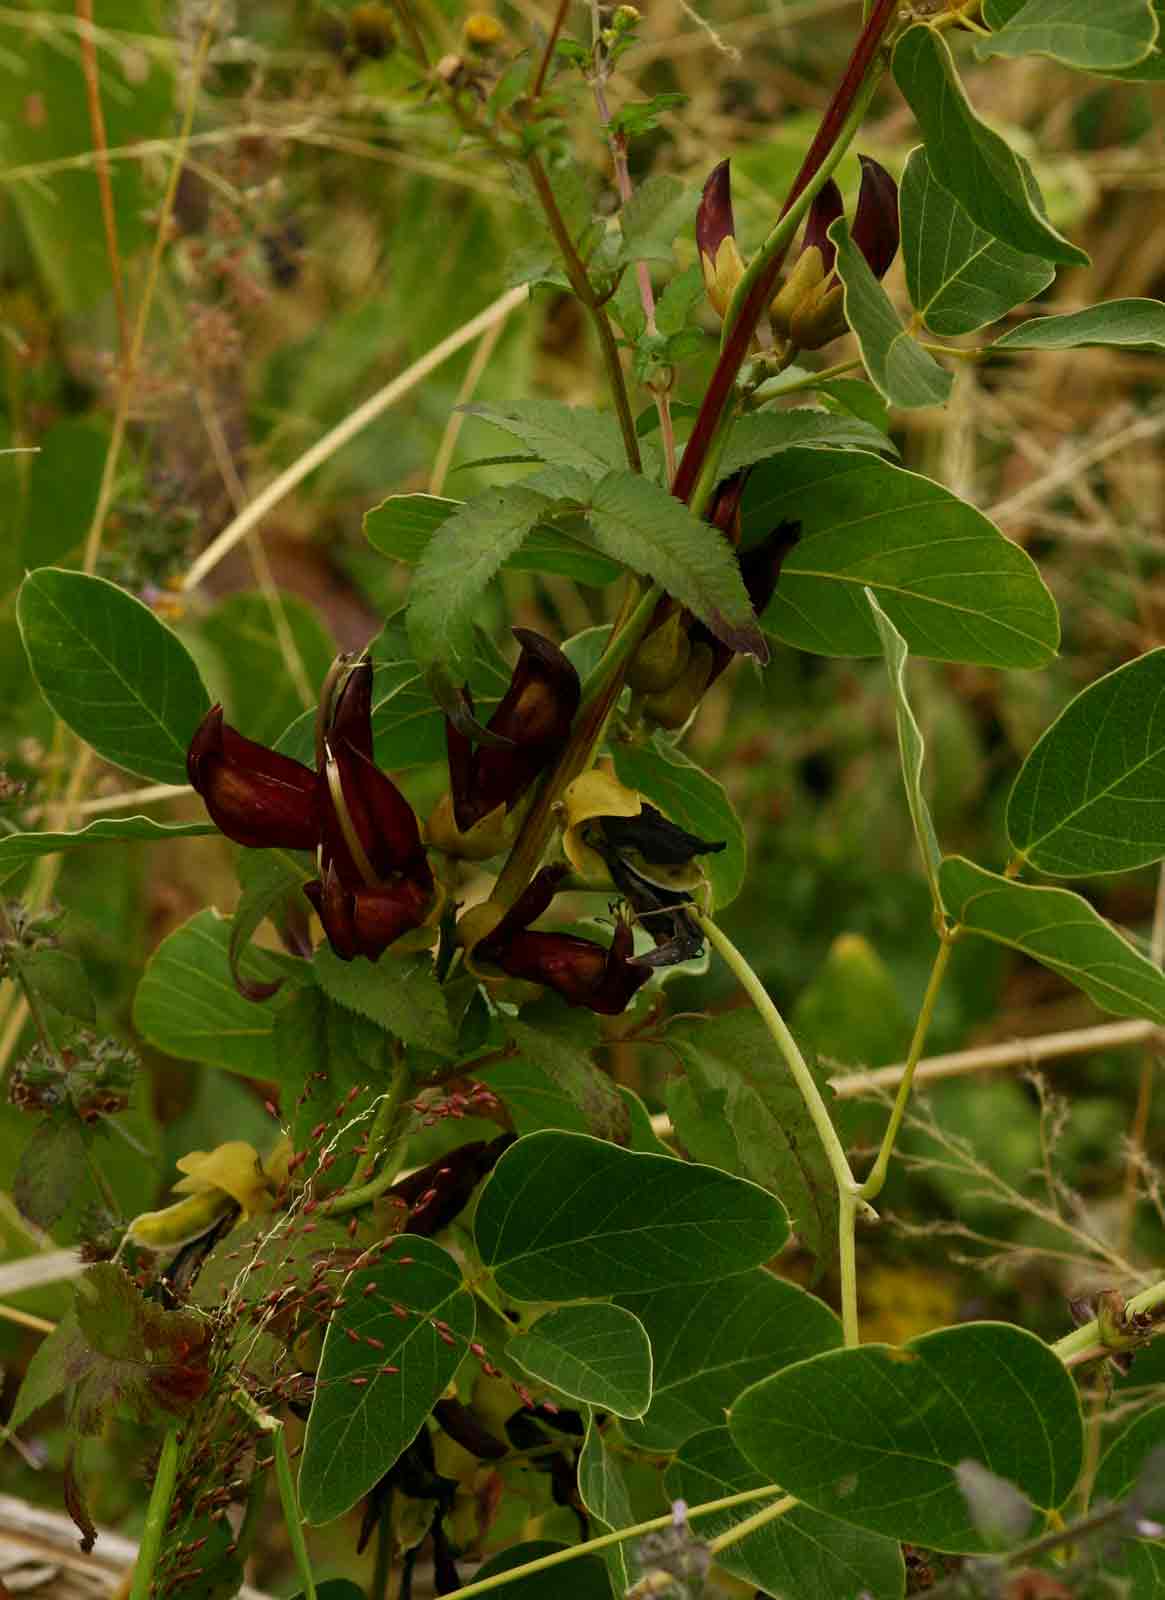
{"left": 705, "top": 1493, "right": 797, "bottom": 1554}
{"left": 320, "top": 1053, "right": 412, "bottom": 1217}
{"left": 128, "top": 1427, "right": 180, "bottom": 1600}
{"left": 859, "top": 936, "right": 954, "bottom": 1201}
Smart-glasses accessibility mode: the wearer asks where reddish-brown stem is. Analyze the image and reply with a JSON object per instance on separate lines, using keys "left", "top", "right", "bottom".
{"left": 531, "top": 0, "right": 571, "bottom": 102}
{"left": 671, "top": 0, "right": 898, "bottom": 504}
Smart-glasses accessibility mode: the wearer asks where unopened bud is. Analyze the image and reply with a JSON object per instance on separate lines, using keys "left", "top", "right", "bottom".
{"left": 464, "top": 11, "right": 505, "bottom": 47}
{"left": 697, "top": 160, "right": 745, "bottom": 319}
{"left": 627, "top": 608, "right": 691, "bottom": 695}
{"left": 788, "top": 281, "right": 847, "bottom": 350}
{"left": 769, "top": 245, "right": 826, "bottom": 341}
{"left": 642, "top": 642, "right": 716, "bottom": 730}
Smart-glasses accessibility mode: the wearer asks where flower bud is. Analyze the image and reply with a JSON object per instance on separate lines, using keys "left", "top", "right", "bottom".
{"left": 626, "top": 607, "right": 692, "bottom": 695}
{"left": 641, "top": 642, "right": 716, "bottom": 731}
{"left": 851, "top": 154, "right": 900, "bottom": 282}
{"left": 187, "top": 705, "right": 317, "bottom": 852}
{"left": 463, "top": 11, "right": 505, "bottom": 48}
{"left": 769, "top": 245, "right": 827, "bottom": 342}
{"left": 697, "top": 161, "right": 746, "bottom": 319}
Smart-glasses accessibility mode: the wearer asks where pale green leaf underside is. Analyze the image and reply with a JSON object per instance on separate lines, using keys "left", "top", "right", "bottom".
{"left": 995, "top": 298, "right": 1165, "bottom": 352}
{"left": 1007, "top": 648, "right": 1165, "bottom": 876}
{"left": 893, "top": 26, "right": 1088, "bottom": 266}
{"left": 979, "top": 0, "right": 1158, "bottom": 71}
{"left": 745, "top": 450, "right": 1059, "bottom": 669}
{"left": 866, "top": 591, "right": 943, "bottom": 910}
{"left": 900, "top": 146, "right": 1054, "bottom": 336}
{"left": 830, "top": 217, "right": 952, "bottom": 409}
{"left": 0, "top": 817, "right": 216, "bottom": 887}
{"left": 730, "top": 1322, "right": 1083, "bottom": 1553}
{"left": 508, "top": 1303, "right": 653, "bottom": 1418}
{"left": 715, "top": 407, "right": 897, "bottom": 479}
{"left": 941, "top": 856, "right": 1165, "bottom": 1024}
{"left": 17, "top": 567, "right": 211, "bottom": 784}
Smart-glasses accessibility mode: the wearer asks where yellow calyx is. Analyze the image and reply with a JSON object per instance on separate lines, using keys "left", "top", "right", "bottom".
{"left": 700, "top": 234, "right": 746, "bottom": 320}
{"left": 561, "top": 771, "right": 641, "bottom": 881}
{"left": 427, "top": 793, "right": 518, "bottom": 862}
{"left": 769, "top": 245, "right": 826, "bottom": 340}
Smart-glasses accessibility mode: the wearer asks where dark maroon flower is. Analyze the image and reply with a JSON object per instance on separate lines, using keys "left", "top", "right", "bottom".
{"left": 187, "top": 658, "right": 436, "bottom": 965}
{"left": 801, "top": 178, "right": 845, "bottom": 277}
{"left": 446, "top": 630, "right": 579, "bottom": 833}
{"left": 851, "top": 154, "right": 900, "bottom": 282}
{"left": 697, "top": 159, "right": 746, "bottom": 318}
{"left": 186, "top": 706, "right": 317, "bottom": 851}
{"left": 474, "top": 867, "right": 650, "bottom": 1015}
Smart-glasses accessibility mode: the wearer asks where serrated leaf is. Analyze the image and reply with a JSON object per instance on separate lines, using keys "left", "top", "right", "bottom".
{"left": 1007, "top": 648, "right": 1165, "bottom": 876}
{"left": 0, "top": 817, "right": 217, "bottom": 888}
{"left": 17, "top": 568, "right": 211, "bottom": 783}
{"left": 312, "top": 945, "right": 454, "bottom": 1054}
{"left": 666, "top": 1427, "right": 906, "bottom": 1600}
{"left": 744, "top": 449, "right": 1060, "bottom": 669}
{"left": 508, "top": 1303, "right": 652, "bottom": 1417}
{"left": 3, "top": 1310, "right": 80, "bottom": 1438}
{"left": 653, "top": 263, "right": 705, "bottom": 337}
{"left": 995, "top": 298, "right": 1165, "bottom": 352}
{"left": 867, "top": 591, "right": 943, "bottom": 910}
{"left": 941, "top": 855, "right": 1165, "bottom": 1024}
{"left": 364, "top": 493, "right": 621, "bottom": 586}
{"left": 465, "top": 399, "right": 634, "bottom": 480}
{"left": 505, "top": 1018, "right": 629, "bottom": 1143}
{"left": 617, "top": 173, "right": 693, "bottom": 264}
{"left": 612, "top": 739, "right": 746, "bottom": 908}
{"left": 830, "top": 217, "right": 953, "bottom": 410}
{"left": 979, "top": 0, "right": 1158, "bottom": 71}
{"left": 663, "top": 1010, "right": 836, "bottom": 1266}
{"left": 893, "top": 26, "right": 1088, "bottom": 266}
{"left": 730, "top": 1322, "right": 1083, "bottom": 1553}
{"left": 299, "top": 1235, "right": 475, "bottom": 1524}
{"left": 900, "top": 147, "right": 1055, "bottom": 337}
{"left": 133, "top": 908, "right": 304, "bottom": 1078}
{"left": 406, "top": 484, "right": 554, "bottom": 679}
{"left": 716, "top": 407, "right": 897, "bottom": 479}
{"left": 620, "top": 1270, "right": 841, "bottom": 1451}
{"left": 587, "top": 471, "right": 767, "bottom": 659}
{"left": 474, "top": 1131, "right": 789, "bottom": 1301}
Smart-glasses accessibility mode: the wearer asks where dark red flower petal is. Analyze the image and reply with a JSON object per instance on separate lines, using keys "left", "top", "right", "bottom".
{"left": 321, "top": 741, "right": 430, "bottom": 888}
{"left": 697, "top": 159, "right": 736, "bottom": 264}
{"left": 801, "top": 177, "right": 844, "bottom": 277}
{"left": 187, "top": 705, "right": 317, "bottom": 851}
{"left": 305, "top": 867, "right": 431, "bottom": 962}
{"left": 328, "top": 657, "right": 376, "bottom": 764}
{"left": 852, "top": 154, "right": 900, "bottom": 281}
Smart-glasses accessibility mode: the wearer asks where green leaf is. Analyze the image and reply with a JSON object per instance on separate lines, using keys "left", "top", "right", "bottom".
{"left": 663, "top": 1010, "right": 837, "bottom": 1267}
{"left": 653, "top": 264, "right": 705, "bottom": 338}
{"left": 979, "top": 0, "right": 1158, "bottom": 71}
{"left": 405, "top": 485, "right": 555, "bottom": 680}
{"left": 941, "top": 856, "right": 1165, "bottom": 1024}
{"left": 299, "top": 1235, "right": 475, "bottom": 1524}
{"left": 1106, "top": 0, "right": 1165, "bottom": 77}
{"left": 620, "top": 1270, "right": 841, "bottom": 1451}
{"left": 617, "top": 174, "right": 693, "bottom": 264}
{"left": 730, "top": 1322, "right": 1083, "bottom": 1553}
{"left": 817, "top": 378, "right": 891, "bottom": 434}
{"left": 364, "top": 493, "right": 621, "bottom": 586}
{"left": 867, "top": 591, "right": 943, "bottom": 909}
{"left": 508, "top": 1303, "right": 652, "bottom": 1418}
{"left": 0, "top": 817, "right": 217, "bottom": 888}
{"left": 744, "top": 449, "right": 1060, "bottom": 668}
{"left": 716, "top": 408, "right": 897, "bottom": 479}
{"left": 469, "top": 1541, "right": 613, "bottom": 1600}
{"left": 17, "top": 568, "right": 211, "bottom": 783}
{"left": 1007, "top": 648, "right": 1165, "bottom": 876}
{"left": 466, "top": 399, "right": 634, "bottom": 480}
{"left": 14, "top": 1120, "right": 92, "bottom": 1229}
{"left": 830, "top": 217, "right": 953, "bottom": 409}
{"left": 893, "top": 26, "right": 1089, "bottom": 266}
{"left": 199, "top": 591, "right": 335, "bottom": 747}
{"left": 1094, "top": 1403, "right": 1165, "bottom": 1503}
{"left": 3, "top": 1310, "right": 80, "bottom": 1438}
{"left": 474, "top": 1131, "right": 789, "bottom": 1302}
{"left": 587, "top": 472, "right": 766, "bottom": 659}
{"left": 900, "top": 147, "right": 1055, "bottom": 336}
{"left": 229, "top": 850, "right": 311, "bottom": 1001}
{"left": 133, "top": 909, "right": 302, "bottom": 1077}
{"left": 612, "top": 740, "right": 746, "bottom": 909}
{"left": 21, "top": 420, "right": 109, "bottom": 570}
{"left": 312, "top": 945, "right": 454, "bottom": 1054}
{"left": 995, "top": 298, "right": 1165, "bottom": 352}
{"left": 666, "top": 1428, "right": 906, "bottom": 1600}
{"left": 505, "top": 1018, "right": 630, "bottom": 1144}
{"left": 578, "top": 1418, "right": 636, "bottom": 1594}
{"left": 18, "top": 949, "right": 94, "bottom": 1023}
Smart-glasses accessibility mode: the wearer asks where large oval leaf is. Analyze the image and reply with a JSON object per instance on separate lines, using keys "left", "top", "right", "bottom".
{"left": 474, "top": 1132, "right": 789, "bottom": 1302}
{"left": 978, "top": 0, "right": 1159, "bottom": 71}
{"left": 508, "top": 1303, "right": 652, "bottom": 1418}
{"left": 1007, "top": 649, "right": 1165, "bottom": 876}
{"left": 620, "top": 1270, "right": 841, "bottom": 1451}
{"left": 666, "top": 1427, "right": 905, "bottom": 1600}
{"left": 744, "top": 450, "right": 1059, "bottom": 669}
{"left": 18, "top": 568, "right": 211, "bottom": 782}
{"left": 995, "top": 298, "right": 1165, "bottom": 353}
{"left": 941, "top": 856, "right": 1165, "bottom": 1024}
{"left": 730, "top": 1322, "right": 1083, "bottom": 1553}
{"left": 299, "top": 1235, "right": 475, "bottom": 1524}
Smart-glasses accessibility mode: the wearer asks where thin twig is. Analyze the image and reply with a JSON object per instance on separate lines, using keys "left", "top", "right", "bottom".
{"left": 76, "top": 0, "right": 128, "bottom": 369}
{"left": 530, "top": 0, "right": 570, "bottom": 102}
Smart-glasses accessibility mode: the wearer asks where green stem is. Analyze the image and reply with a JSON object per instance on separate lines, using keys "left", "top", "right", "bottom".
{"left": 273, "top": 1423, "right": 316, "bottom": 1600}
{"left": 525, "top": 153, "right": 641, "bottom": 474}
{"left": 445, "top": 1485, "right": 783, "bottom": 1600}
{"left": 705, "top": 1493, "right": 797, "bottom": 1555}
{"left": 750, "top": 356, "right": 864, "bottom": 403}
{"left": 579, "top": 583, "right": 662, "bottom": 714}
{"left": 129, "top": 1427, "right": 180, "bottom": 1600}
{"left": 1051, "top": 1277, "right": 1165, "bottom": 1366}
{"left": 859, "top": 937, "right": 954, "bottom": 1201}
{"left": 320, "top": 1052, "right": 412, "bottom": 1217}
{"left": 838, "top": 1189, "right": 860, "bottom": 1348}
